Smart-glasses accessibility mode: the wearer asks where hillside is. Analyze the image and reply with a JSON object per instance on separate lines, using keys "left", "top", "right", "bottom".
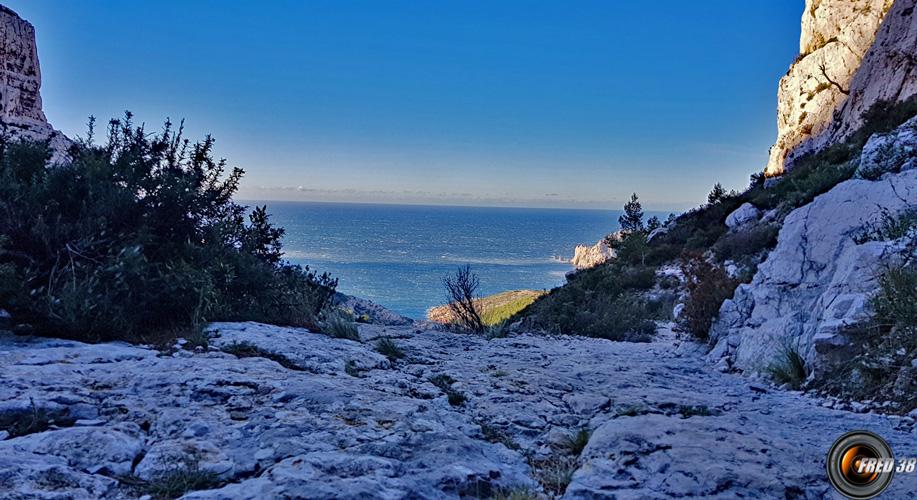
{"left": 427, "top": 289, "right": 545, "bottom": 326}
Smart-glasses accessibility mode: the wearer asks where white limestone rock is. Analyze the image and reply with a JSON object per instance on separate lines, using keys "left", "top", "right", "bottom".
{"left": 725, "top": 202, "right": 760, "bottom": 230}
{"left": 766, "top": 0, "right": 893, "bottom": 176}
{"left": 0, "top": 6, "right": 70, "bottom": 163}
{"left": 570, "top": 240, "right": 614, "bottom": 270}
{"left": 857, "top": 115, "right": 917, "bottom": 178}
{"left": 709, "top": 166, "right": 917, "bottom": 373}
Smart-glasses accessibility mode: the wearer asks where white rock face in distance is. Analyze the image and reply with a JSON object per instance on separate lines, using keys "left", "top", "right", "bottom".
{"left": 570, "top": 239, "right": 614, "bottom": 269}
{"left": 765, "top": 0, "right": 893, "bottom": 176}
{"left": 710, "top": 119, "right": 917, "bottom": 372}
{"left": 0, "top": 6, "right": 70, "bottom": 162}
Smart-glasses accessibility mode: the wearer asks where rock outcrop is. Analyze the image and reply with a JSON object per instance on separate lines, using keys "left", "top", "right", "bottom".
{"left": 765, "top": 0, "right": 893, "bottom": 176}
{"left": 570, "top": 240, "right": 614, "bottom": 270}
{"left": 0, "top": 5, "right": 69, "bottom": 161}
{"left": 710, "top": 118, "right": 917, "bottom": 373}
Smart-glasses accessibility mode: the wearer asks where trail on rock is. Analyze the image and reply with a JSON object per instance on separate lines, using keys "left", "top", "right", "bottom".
{"left": 1, "top": 323, "right": 914, "bottom": 499}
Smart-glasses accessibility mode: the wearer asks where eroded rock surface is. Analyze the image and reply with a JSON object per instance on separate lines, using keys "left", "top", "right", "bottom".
{"left": 1, "top": 323, "right": 915, "bottom": 498}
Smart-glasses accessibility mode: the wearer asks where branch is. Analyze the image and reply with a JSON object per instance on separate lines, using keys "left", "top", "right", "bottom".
{"left": 818, "top": 62, "right": 849, "bottom": 95}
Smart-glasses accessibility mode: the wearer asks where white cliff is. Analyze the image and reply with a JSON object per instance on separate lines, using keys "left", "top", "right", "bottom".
{"left": 766, "top": 0, "right": 893, "bottom": 176}
{"left": 0, "top": 5, "right": 69, "bottom": 162}
{"left": 570, "top": 240, "right": 615, "bottom": 270}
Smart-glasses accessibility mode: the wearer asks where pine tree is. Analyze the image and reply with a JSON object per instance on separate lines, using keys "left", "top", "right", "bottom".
{"left": 707, "top": 183, "right": 727, "bottom": 205}
{"left": 618, "top": 193, "right": 645, "bottom": 234}
{"left": 646, "top": 216, "right": 661, "bottom": 232}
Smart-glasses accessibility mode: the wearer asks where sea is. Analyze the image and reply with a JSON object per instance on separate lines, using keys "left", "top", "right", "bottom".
{"left": 250, "top": 201, "right": 662, "bottom": 320}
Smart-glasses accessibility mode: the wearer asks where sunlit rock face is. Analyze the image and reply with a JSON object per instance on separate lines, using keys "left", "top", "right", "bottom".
{"left": 801, "top": 0, "right": 917, "bottom": 156}
{"left": 0, "top": 5, "right": 69, "bottom": 162}
{"left": 571, "top": 240, "right": 615, "bottom": 270}
{"left": 765, "top": 0, "right": 893, "bottom": 176}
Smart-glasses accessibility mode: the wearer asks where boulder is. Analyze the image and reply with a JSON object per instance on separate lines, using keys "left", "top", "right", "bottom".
{"left": 725, "top": 203, "right": 760, "bottom": 230}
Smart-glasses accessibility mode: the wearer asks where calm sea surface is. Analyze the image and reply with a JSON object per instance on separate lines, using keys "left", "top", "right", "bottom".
{"left": 249, "top": 201, "right": 659, "bottom": 319}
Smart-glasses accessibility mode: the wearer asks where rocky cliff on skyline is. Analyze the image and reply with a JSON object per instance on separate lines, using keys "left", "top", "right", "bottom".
{"left": 0, "top": 5, "right": 69, "bottom": 161}
{"left": 765, "top": 0, "right": 893, "bottom": 176}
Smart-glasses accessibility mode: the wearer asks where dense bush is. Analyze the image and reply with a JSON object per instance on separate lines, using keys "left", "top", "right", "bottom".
{"left": 711, "top": 224, "right": 780, "bottom": 262}
{"left": 0, "top": 114, "right": 336, "bottom": 343}
{"left": 678, "top": 258, "right": 740, "bottom": 341}
{"left": 517, "top": 262, "right": 658, "bottom": 341}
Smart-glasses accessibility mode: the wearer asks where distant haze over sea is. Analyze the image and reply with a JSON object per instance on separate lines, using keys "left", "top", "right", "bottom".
{"left": 252, "top": 201, "right": 670, "bottom": 319}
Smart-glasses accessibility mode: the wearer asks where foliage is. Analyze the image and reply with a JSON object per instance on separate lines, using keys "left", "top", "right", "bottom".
{"left": 518, "top": 261, "right": 658, "bottom": 340}
{"left": 442, "top": 264, "right": 486, "bottom": 333}
{"left": 766, "top": 344, "right": 808, "bottom": 389}
{"left": 375, "top": 336, "right": 404, "bottom": 361}
{"left": 707, "top": 183, "right": 727, "bottom": 205}
{"left": 646, "top": 215, "right": 661, "bottom": 232}
{"left": 711, "top": 224, "right": 780, "bottom": 263}
{"left": 221, "top": 341, "right": 305, "bottom": 371}
{"left": 0, "top": 399, "right": 74, "bottom": 438}
{"left": 854, "top": 208, "right": 917, "bottom": 244}
{"left": 429, "top": 374, "right": 466, "bottom": 406}
{"left": 140, "top": 466, "right": 221, "bottom": 499}
{"left": 678, "top": 258, "right": 740, "bottom": 341}
{"left": 618, "top": 192, "right": 644, "bottom": 234}
{"left": 0, "top": 115, "right": 335, "bottom": 343}
{"left": 322, "top": 312, "right": 361, "bottom": 341}
{"left": 558, "top": 428, "right": 591, "bottom": 456}
{"left": 429, "top": 290, "right": 543, "bottom": 327}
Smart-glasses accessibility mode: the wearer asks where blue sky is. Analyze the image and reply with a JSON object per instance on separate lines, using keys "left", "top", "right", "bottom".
{"left": 8, "top": 0, "right": 802, "bottom": 210}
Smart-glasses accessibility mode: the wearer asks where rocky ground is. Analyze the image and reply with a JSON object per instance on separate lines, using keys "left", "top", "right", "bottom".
{"left": 1, "top": 322, "right": 915, "bottom": 499}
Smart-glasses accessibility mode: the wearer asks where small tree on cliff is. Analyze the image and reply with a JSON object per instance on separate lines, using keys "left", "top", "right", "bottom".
{"left": 618, "top": 193, "right": 645, "bottom": 234}
{"left": 443, "top": 265, "right": 486, "bottom": 334}
{"left": 707, "top": 183, "right": 727, "bottom": 205}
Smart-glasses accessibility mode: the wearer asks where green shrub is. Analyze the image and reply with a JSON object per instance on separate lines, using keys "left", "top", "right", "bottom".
{"left": 141, "top": 466, "right": 221, "bottom": 499}
{"left": 711, "top": 224, "right": 780, "bottom": 262}
{"left": 855, "top": 208, "right": 917, "bottom": 244}
{"left": 518, "top": 262, "right": 658, "bottom": 341}
{"left": 375, "top": 336, "right": 404, "bottom": 361}
{"left": 558, "top": 428, "right": 591, "bottom": 456}
{"left": 766, "top": 344, "right": 808, "bottom": 389}
{"left": 322, "top": 312, "right": 360, "bottom": 341}
{"left": 678, "top": 258, "right": 740, "bottom": 341}
{"left": 0, "top": 115, "right": 335, "bottom": 343}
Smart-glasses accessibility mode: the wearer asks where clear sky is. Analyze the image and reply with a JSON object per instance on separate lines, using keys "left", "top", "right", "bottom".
{"left": 7, "top": 0, "right": 802, "bottom": 210}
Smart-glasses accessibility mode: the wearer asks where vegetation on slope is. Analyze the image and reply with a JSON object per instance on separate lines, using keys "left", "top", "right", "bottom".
{"left": 0, "top": 114, "right": 337, "bottom": 343}
{"left": 518, "top": 97, "right": 917, "bottom": 343}
{"left": 428, "top": 289, "right": 544, "bottom": 326}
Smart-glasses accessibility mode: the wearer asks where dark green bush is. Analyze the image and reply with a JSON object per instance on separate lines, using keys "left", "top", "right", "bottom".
{"left": 0, "top": 114, "right": 336, "bottom": 342}
{"left": 517, "top": 262, "right": 657, "bottom": 341}
{"left": 678, "top": 258, "right": 740, "bottom": 341}
{"left": 711, "top": 224, "right": 780, "bottom": 262}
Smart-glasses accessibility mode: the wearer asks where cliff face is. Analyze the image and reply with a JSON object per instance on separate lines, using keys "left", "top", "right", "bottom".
{"left": 0, "top": 5, "right": 69, "bottom": 160}
{"left": 765, "top": 0, "right": 893, "bottom": 176}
